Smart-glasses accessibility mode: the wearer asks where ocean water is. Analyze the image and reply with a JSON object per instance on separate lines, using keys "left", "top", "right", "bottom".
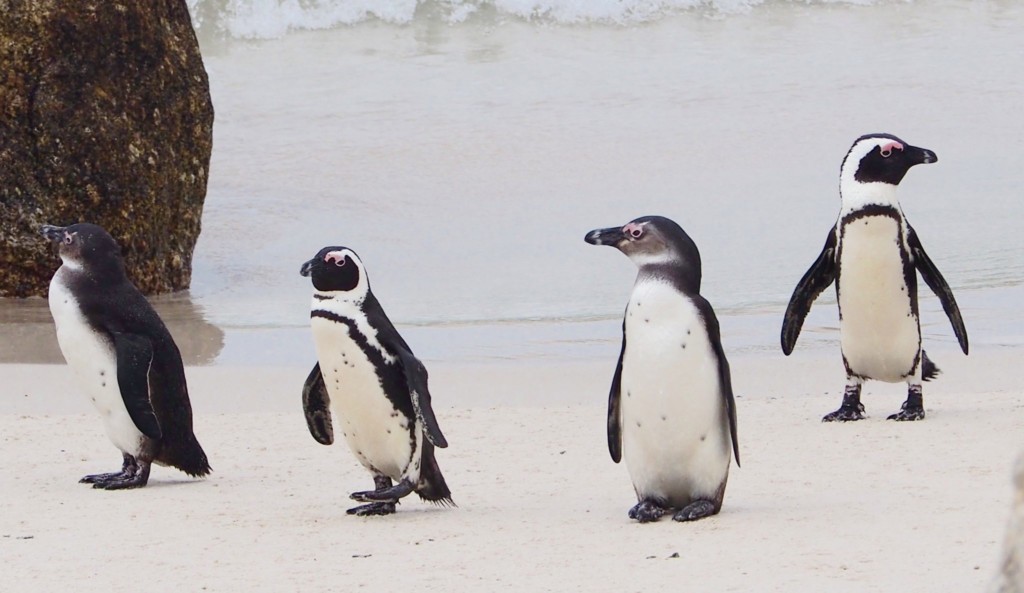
{"left": 3, "top": 0, "right": 1022, "bottom": 365}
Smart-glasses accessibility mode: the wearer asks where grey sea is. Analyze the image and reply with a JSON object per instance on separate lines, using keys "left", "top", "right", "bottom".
{"left": 3, "top": 0, "right": 1022, "bottom": 366}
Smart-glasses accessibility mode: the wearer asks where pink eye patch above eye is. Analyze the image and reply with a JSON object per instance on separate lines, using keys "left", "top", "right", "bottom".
{"left": 623, "top": 222, "right": 644, "bottom": 237}
{"left": 879, "top": 141, "right": 904, "bottom": 157}
{"left": 324, "top": 251, "right": 347, "bottom": 266}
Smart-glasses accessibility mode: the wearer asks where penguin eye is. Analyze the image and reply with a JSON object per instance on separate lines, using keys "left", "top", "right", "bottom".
{"left": 334, "top": 258, "right": 345, "bottom": 267}
{"left": 630, "top": 228, "right": 643, "bottom": 239}
{"left": 63, "top": 233, "right": 73, "bottom": 245}
{"left": 879, "top": 141, "right": 903, "bottom": 158}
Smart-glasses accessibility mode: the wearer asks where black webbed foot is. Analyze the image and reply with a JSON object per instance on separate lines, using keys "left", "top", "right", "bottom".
{"left": 887, "top": 402, "right": 925, "bottom": 421}
{"left": 346, "top": 502, "right": 397, "bottom": 516}
{"left": 81, "top": 454, "right": 148, "bottom": 488}
{"left": 822, "top": 404, "right": 866, "bottom": 422}
{"left": 888, "top": 385, "right": 924, "bottom": 421}
{"left": 628, "top": 499, "right": 667, "bottom": 523}
{"left": 350, "top": 479, "right": 413, "bottom": 503}
{"left": 824, "top": 383, "right": 865, "bottom": 422}
{"left": 92, "top": 473, "right": 149, "bottom": 490}
{"left": 672, "top": 500, "right": 717, "bottom": 522}
{"left": 80, "top": 471, "right": 125, "bottom": 484}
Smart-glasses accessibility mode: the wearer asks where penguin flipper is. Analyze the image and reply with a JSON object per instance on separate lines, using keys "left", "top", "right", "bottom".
{"left": 781, "top": 226, "right": 838, "bottom": 355}
{"left": 908, "top": 227, "right": 969, "bottom": 355}
{"left": 695, "top": 299, "right": 740, "bottom": 467}
{"left": 395, "top": 348, "right": 448, "bottom": 449}
{"left": 607, "top": 321, "right": 625, "bottom": 464}
{"left": 112, "top": 333, "right": 163, "bottom": 440}
{"left": 302, "top": 363, "right": 334, "bottom": 445}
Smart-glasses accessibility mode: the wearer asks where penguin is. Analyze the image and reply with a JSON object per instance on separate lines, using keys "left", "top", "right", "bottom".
{"left": 585, "top": 216, "right": 740, "bottom": 523}
{"left": 299, "top": 246, "right": 452, "bottom": 516}
{"left": 41, "top": 223, "right": 210, "bottom": 489}
{"left": 781, "top": 133, "right": 969, "bottom": 422}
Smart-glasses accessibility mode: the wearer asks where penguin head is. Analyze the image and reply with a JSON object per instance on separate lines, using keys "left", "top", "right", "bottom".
{"left": 300, "top": 246, "right": 369, "bottom": 297}
{"left": 585, "top": 216, "right": 702, "bottom": 290}
{"left": 41, "top": 223, "right": 125, "bottom": 277}
{"left": 840, "top": 133, "right": 937, "bottom": 189}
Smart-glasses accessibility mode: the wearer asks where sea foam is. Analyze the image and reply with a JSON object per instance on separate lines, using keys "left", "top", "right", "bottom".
{"left": 186, "top": 0, "right": 889, "bottom": 40}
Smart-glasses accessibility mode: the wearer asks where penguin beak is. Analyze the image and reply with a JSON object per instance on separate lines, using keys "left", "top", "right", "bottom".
{"left": 299, "top": 258, "right": 315, "bottom": 277}
{"left": 40, "top": 225, "right": 67, "bottom": 244}
{"left": 585, "top": 227, "right": 627, "bottom": 247}
{"left": 908, "top": 145, "right": 937, "bottom": 166}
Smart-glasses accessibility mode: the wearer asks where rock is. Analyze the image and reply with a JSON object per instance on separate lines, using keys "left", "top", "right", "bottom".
{"left": 0, "top": 0, "right": 213, "bottom": 296}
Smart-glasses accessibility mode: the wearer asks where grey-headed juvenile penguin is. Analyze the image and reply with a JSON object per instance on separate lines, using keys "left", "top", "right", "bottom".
{"left": 781, "top": 133, "right": 968, "bottom": 422}
{"left": 586, "top": 216, "right": 739, "bottom": 523}
{"left": 300, "top": 246, "right": 452, "bottom": 516}
{"left": 42, "top": 223, "right": 210, "bottom": 489}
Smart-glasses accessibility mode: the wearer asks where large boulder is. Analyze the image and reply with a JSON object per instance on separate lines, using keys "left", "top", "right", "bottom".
{"left": 0, "top": 0, "right": 213, "bottom": 296}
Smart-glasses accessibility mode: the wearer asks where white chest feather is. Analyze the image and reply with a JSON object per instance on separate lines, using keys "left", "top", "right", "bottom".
{"left": 838, "top": 216, "right": 921, "bottom": 381}
{"left": 48, "top": 271, "right": 145, "bottom": 455}
{"left": 310, "top": 299, "right": 418, "bottom": 482}
{"left": 619, "top": 280, "right": 730, "bottom": 504}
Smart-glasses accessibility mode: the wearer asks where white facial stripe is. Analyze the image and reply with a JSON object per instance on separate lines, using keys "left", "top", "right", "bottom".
{"left": 839, "top": 137, "right": 904, "bottom": 212}
{"left": 59, "top": 257, "right": 83, "bottom": 272}
{"left": 628, "top": 252, "right": 674, "bottom": 267}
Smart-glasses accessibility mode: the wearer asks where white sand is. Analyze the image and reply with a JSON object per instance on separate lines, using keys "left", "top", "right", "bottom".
{"left": 1, "top": 347, "right": 1020, "bottom": 592}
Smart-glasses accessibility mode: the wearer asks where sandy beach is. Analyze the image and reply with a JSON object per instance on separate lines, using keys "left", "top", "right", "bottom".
{"left": 1, "top": 345, "right": 1019, "bottom": 592}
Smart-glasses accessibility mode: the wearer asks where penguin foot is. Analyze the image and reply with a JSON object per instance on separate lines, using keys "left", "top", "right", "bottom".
{"left": 887, "top": 405, "right": 925, "bottom": 421}
{"left": 80, "top": 471, "right": 125, "bottom": 484}
{"left": 673, "top": 500, "right": 718, "bottom": 522}
{"left": 628, "top": 500, "right": 667, "bottom": 523}
{"left": 84, "top": 456, "right": 150, "bottom": 489}
{"left": 346, "top": 502, "right": 397, "bottom": 516}
{"left": 822, "top": 404, "right": 866, "bottom": 422}
{"left": 92, "top": 473, "right": 149, "bottom": 490}
{"left": 350, "top": 479, "right": 413, "bottom": 503}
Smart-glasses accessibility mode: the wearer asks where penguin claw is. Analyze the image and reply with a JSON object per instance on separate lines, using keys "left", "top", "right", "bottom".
{"left": 672, "top": 500, "right": 717, "bottom": 522}
{"left": 347, "top": 502, "right": 396, "bottom": 516}
{"left": 628, "top": 500, "right": 667, "bottom": 523}
{"left": 822, "top": 405, "right": 866, "bottom": 422}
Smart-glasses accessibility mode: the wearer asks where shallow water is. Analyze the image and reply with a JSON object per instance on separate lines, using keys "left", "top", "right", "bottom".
{"left": 3, "top": 0, "right": 1022, "bottom": 365}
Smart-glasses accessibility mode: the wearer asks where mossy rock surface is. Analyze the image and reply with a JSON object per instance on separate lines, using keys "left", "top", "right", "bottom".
{"left": 0, "top": 0, "right": 213, "bottom": 296}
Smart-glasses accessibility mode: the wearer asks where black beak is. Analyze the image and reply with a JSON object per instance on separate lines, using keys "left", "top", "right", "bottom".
{"left": 41, "top": 225, "right": 66, "bottom": 244}
{"left": 585, "top": 226, "right": 626, "bottom": 246}
{"left": 299, "top": 259, "right": 315, "bottom": 277}
{"left": 909, "top": 145, "right": 938, "bottom": 166}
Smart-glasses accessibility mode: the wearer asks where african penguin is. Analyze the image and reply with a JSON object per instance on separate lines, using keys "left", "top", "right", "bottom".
{"left": 586, "top": 216, "right": 740, "bottom": 523}
{"left": 300, "top": 246, "right": 452, "bottom": 516}
{"left": 42, "top": 223, "right": 210, "bottom": 489}
{"left": 781, "top": 133, "right": 969, "bottom": 422}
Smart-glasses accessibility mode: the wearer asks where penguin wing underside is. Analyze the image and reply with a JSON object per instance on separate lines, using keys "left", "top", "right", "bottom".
{"left": 112, "top": 332, "right": 162, "bottom": 440}
{"left": 781, "top": 225, "right": 838, "bottom": 355}
{"left": 394, "top": 348, "right": 448, "bottom": 448}
{"left": 908, "top": 227, "right": 969, "bottom": 354}
{"left": 302, "top": 363, "right": 334, "bottom": 445}
{"left": 695, "top": 299, "right": 740, "bottom": 467}
{"left": 607, "top": 320, "right": 625, "bottom": 463}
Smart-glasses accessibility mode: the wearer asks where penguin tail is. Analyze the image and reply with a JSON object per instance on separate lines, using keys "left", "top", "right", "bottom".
{"left": 415, "top": 442, "right": 454, "bottom": 507}
{"left": 162, "top": 434, "right": 212, "bottom": 478}
{"left": 921, "top": 350, "right": 941, "bottom": 382}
